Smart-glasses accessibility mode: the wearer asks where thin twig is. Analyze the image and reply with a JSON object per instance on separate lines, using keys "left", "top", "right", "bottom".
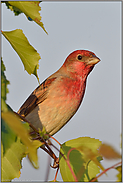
{"left": 40, "top": 145, "right": 55, "bottom": 159}
{"left": 46, "top": 134, "right": 61, "bottom": 146}
{"left": 53, "top": 166, "right": 59, "bottom": 182}
{"left": 45, "top": 154, "right": 51, "bottom": 182}
{"left": 91, "top": 161, "right": 122, "bottom": 182}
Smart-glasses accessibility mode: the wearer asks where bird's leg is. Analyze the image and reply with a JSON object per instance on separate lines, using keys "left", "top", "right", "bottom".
{"left": 31, "top": 135, "right": 59, "bottom": 168}
{"left": 39, "top": 137, "right": 59, "bottom": 169}
{"left": 50, "top": 157, "right": 59, "bottom": 169}
{"left": 40, "top": 145, "right": 59, "bottom": 169}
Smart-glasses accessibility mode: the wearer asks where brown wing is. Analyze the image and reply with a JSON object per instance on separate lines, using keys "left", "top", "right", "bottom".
{"left": 17, "top": 77, "right": 56, "bottom": 117}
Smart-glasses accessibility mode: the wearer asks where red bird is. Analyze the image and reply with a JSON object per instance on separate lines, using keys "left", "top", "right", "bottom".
{"left": 18, "top": 50, "right": 100, "bottom": 136}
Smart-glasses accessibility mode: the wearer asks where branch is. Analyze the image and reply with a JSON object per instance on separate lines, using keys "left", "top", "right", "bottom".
{"left": 91, "top": 161, "right": 122, "bottom": 182}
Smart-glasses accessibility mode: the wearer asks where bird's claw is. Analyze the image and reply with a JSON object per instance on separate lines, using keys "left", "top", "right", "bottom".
{"left": 50, "top": 157, "right": 59, "bottom": 169}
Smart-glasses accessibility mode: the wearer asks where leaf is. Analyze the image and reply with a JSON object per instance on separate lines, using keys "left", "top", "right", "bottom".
{"left": 1, "top": 110, "right": 27, "bottom": 181}
{"left": 84, "top": 160, "right": 100, "bottom": 182}
{"left": 1, "top": 117, "right": 17, "bottom": 155}
{"left": 2, "top": 29, "right": 41, "bottom": 83}
{"left": 99, "top": 143, "right": 121, "bottom": 159}
{"left": 60, "top": 147, "right": 85, "bottom": 181}
{"left": 8, "top": 1, "right": 48, "bottom": 34}
{"left": 77, "top": 146, "right": 104, "bottom": 173}
{"left": 59, "top": 137, "right": 104, "bottom": 182}
{"left": 116, "top": 165, "right": 122, "bottom": 182}
{"left": 2, "top": 111, "right": 43, "bottom": 169}
{"left": 1, "top": 58, "right": 10, "bottom": 112}
{"left": 3, "top": 1, "right": 22, "bottom": 16}
{"left": 1, "top": 109, "right": 43, "bottom": 181}
{"left": 1, "top": 139, "right": 26, "bottom": 182}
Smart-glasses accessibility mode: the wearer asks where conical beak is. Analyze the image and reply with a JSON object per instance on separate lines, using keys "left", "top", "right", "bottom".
{"left": 86, "top": 56, "right": 100, "bottom": 66}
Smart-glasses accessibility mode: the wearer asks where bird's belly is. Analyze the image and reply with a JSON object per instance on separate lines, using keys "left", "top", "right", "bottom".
{"left": 26, "top": 94, "right": 82, "bottom": 136}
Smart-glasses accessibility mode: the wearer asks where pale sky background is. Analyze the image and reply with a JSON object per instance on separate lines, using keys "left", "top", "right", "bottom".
{"left": 2, "top": 1, "right": 121, "bottom": 181}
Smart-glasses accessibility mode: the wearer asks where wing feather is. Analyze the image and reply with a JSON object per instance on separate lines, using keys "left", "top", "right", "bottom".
{"left": 17, "top": 77, "right": 56, "bottom": 117}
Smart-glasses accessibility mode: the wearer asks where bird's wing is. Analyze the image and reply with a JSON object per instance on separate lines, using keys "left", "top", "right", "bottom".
{"left": 17, "top": 77, "right": 57, "bottom": 117}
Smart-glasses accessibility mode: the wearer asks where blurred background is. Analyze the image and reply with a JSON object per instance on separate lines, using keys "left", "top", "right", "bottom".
{"left": 2, "top": 1, "right": 121, "bottom": 181}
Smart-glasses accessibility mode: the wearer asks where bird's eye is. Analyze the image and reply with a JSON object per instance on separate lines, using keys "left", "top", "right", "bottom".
{"left": 77, "top": 54, "right": 82, "bottom": 60}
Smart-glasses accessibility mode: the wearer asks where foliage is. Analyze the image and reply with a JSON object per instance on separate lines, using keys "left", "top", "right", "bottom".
{"left": 1, "top": 1, "right": 122, "bottom": 182}
{"left": 3, "top": 1, "right": 48, "bottom": 34}
{"left": 116, "top": 166, "right": 122, "bottom": 182}
{"left": 1, "top": 58, "right": 10, "bottom": 112}
{"left": 1, "top": 61, "right": 43, "bottom": 181}
{"left": 2, "top": 29, "right": 41, "bottom": 83}
{"left": 59, "top": 137, "right": 104, "bottom": 182}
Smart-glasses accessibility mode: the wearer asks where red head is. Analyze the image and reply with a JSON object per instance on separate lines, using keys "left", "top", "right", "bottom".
{"left": 63, "top": 50, "right": 100, "bottom": 78}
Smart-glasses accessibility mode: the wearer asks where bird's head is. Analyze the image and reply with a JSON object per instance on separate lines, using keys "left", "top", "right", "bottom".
{"left": 63, "top": 50, "right": 100, "bottom": 78}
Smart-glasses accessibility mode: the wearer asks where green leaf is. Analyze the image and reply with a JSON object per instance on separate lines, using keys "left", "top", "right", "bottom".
{"left": 1, "top": 58, "right": 10, "bottom": 112}
{"left": 1, "top": 108, "right": 43, "bottom": 181}
{"left": 1, "top": 58, "right": 10, "bottom": 101}
{"left": 3, "top": 1, "right": 23, "bottom": 16}
{"left": 8, "top": 1, "right": 48, "bottom": 34}
{"left": 84, "top": 160, "right": 100, "bottom": 182}
{"left": 59, "top": 137, "right": 103, "bottom": 182}
{"left": 2, "top": 111, "right": 43, "bottom": 169}
{"left": 1, "top": 138, "right": 26, "bottom": 182}
{"left": 2, "top": 29, "right": 41, "bottom": 83}
{"left": 116, "top": 165, "right": 122, "bottom": 182}
{"left": 1, "top": 108, "right": 27, "bottom": 181}
{"left": 60, "top": 147, "right": 86, "bottom": 181}
{"left": 1, "top": 117, "right": 17, "bottom": 155}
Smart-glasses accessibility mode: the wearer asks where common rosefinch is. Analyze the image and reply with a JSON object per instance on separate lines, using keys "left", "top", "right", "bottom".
{"left": 18, "top": 50, "right": 100, "bottom": 136}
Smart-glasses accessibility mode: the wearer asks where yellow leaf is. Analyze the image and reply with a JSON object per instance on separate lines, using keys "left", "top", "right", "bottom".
{"left": 60, "top": 137, "right": 104, "bottom": 182}
{"left": 116, "top": 165, "right": 122, "bottom": 182}
{"left": 2, "top": 111, "right": 43, "bottom": 168}
{"left": 1, "top": 139, "right": 26, "bottom": 182}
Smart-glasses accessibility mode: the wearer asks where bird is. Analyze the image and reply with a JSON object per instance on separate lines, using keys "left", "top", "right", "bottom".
{"left": 17, "top": 50, "right": 100, "bottom": 136}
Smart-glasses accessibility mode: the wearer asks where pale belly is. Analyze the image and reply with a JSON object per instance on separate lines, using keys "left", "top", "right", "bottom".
{"left": 26, "top": 93, "right": 82, "bottom": 136}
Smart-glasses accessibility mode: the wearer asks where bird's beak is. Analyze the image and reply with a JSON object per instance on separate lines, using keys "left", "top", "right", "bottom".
{"left": 86, "top": 56, "right": 100, "bottom": 66}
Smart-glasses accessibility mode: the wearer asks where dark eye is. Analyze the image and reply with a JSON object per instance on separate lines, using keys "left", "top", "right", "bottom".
{"left": 77, "top": 54, "right": 82, "bottom": 60}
